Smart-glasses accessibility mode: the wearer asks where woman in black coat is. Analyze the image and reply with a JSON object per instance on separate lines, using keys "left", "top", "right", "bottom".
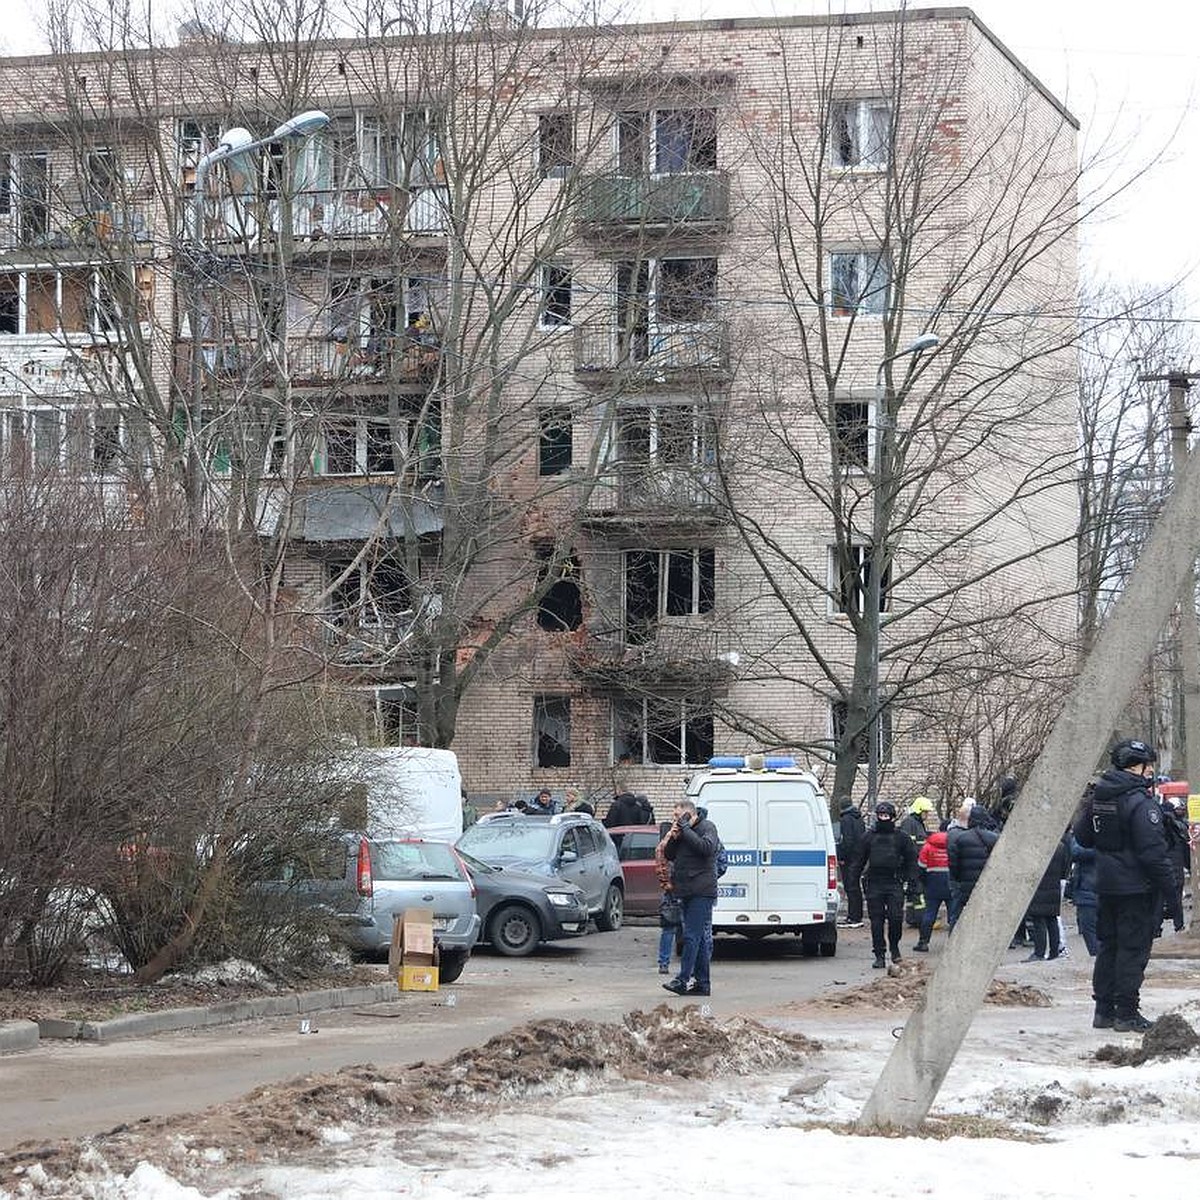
{"left": 1024, "top": 836, "right": 1070, "bottom": 961}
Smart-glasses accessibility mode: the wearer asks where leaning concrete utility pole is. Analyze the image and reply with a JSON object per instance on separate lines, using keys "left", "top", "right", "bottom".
{"left": 858, "top": 436, "right": 1200, "bottom": 1131}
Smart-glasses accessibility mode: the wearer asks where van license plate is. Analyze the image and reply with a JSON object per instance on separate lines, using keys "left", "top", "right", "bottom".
{"left": 717, "top": 884, "right": 746, "bottom": 899}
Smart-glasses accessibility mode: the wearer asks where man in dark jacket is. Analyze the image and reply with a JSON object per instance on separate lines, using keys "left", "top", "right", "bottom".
{"left": 1156, "top": 795, "right": 1190, "bottom": 937}
{"left": 603, "top": 790, "right": 646, "bottom": 846}
{"left": 1069, "top": 832, "right": 1100, "bottom": 956}
{"left": 836, "top": 799, "right": 866, "bottom": 927}
{"left": 1073, "top": 739, "right": 1180, "bottom": 1033}
{"left": 854, "top": 801, "right": 919, "bottom": 969}
{"left": 662, "top": 799, "right": 720, "bottom": 997}
{"left": 947, "top": 804, "right": 999, "bottom": 922}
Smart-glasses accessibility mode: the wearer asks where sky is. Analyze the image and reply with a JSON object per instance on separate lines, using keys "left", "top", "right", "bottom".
{"left": 2, "top": 1, "right": 1198, "bottom": 307}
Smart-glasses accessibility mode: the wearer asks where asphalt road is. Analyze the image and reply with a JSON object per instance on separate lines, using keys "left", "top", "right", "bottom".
{"left": 0, "top": 921, "right": 876, "bottom": 1151}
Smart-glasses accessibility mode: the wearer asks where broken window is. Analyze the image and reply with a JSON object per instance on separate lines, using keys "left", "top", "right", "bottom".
{"left": 833, "top": 394, "right": 871, "bottom": 470}
{"left": 538, "top": 406, "right": 572, "bottom": 475}
{"left": 654, "top": 109, "right": 717, "bottom": 173}
{"left": 612, "top": 695, "right": 713, "bottom": 765}
{"left": 534, "top": 695, "right": 572, "bottom": 767}
{"left": 0, "top": 274, "right": 17, "bottom": 333}
{"left": 831, "top": 699, "right": 892, "bottom": 765}
{"left": 536, "top": 548, "right": 582, "bottom": 632}
{"left": 618, "top": 111, "right": 649, "bottom": 175}
{"left": 830, "top": 99, "right": 891, "bottom": 169}
{"left": 830, "top": 250, "right": 890, "bottom": 317}
{"left": 537, "top": 113, "right": 573, "bottom": 179}
{"left": 17, "top": 154, "right": 48, "bottom": 242}
{"left": 26, "top": 272, "right": 56, "bottom": 333}
{"left": 376, "top": 687, "right": 420, "bottom": 747}
{"left": 85, "top": 149, "right": 119, "bottom": 211}
{"left": 92, "top": 410, "right": 122, "bottom": 474}
{"left": 657, "top": 258, "right": 717, "bottom": 324}
{"left": 0, "top": 153, "right": 10, "bottom": 215}
{"left": 539, "top": 263, "right": 572, "bottom": 328}
{"left": 324, "top": 420, "right": 358, "bottom": 475}
{"left": 364, "top": 419, "right": 395, "bottom": 474}
{"left": 624, "top": 548, "right": 715, "bottom": 642}
{"left": 829, "top": 544, "right": 890, "bottom": 617}
{"left": 32, "top": 410, "right": 61, "bottom": 470}
{"left": 327, "top": 555, "right": 411, "bottom": 628}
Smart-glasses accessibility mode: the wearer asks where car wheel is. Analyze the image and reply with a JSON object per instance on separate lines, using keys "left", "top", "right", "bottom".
{"left": 488, "top": 904, "right": 541, "bottom": 957}
{"left": 799, "top": 932, "right": 820, "bottom": 958}
{"left": 818, "top": 939, "right": 837, "bottom": 958}
{"left": 439, "top": 949, "right": 470, "bottom": 983}
{"left": 595, "top": 883, "right": 624, "bottom": 932}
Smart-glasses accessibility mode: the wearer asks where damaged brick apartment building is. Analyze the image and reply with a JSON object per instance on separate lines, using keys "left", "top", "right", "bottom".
{"left": 0, "top": 6, "right": 1080, "bottom": 811}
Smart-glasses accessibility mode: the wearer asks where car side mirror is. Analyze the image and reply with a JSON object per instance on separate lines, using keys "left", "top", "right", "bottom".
{"left": 559, "top": 849, "right": 579, "bottom": 865}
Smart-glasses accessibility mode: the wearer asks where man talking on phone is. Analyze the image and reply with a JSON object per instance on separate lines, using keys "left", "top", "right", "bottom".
{"left": 662, "top": 799, "right": 720, "bottom": 997}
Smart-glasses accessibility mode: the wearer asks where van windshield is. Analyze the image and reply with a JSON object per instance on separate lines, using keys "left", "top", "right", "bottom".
{"left": 458, "top": 821, "right": 556, "bottom": 864}
{"left": 370, "top": 840, "right": 464, "bottom": 882}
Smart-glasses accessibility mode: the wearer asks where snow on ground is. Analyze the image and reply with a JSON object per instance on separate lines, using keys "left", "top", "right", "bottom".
{"left": 4, "top": 961, "right": 1199, "bottom": 1199}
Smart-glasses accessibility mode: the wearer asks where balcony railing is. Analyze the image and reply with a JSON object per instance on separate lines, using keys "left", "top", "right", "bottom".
{"left": 575, "top": 320, "right": 729, "bottom": 379}
{"left": 192, "top": 185, "right": 450, "bottom": 246}
{"left": 185, "top": 334, "right": 439, "bottom": 389}
{"left": 585, "top": 463, "right": 724, "bottom": 523}
{"left": 578, "top": 172, "right": 730, "bottom": 230}
{"left": 0, "top": 342, "right": 135, "bottom": 400}
{"left": 567, "top": 619, "right": 732, "bottom": 682}
{"left": 0, "top": 202, "right": 155, "bottom": 254}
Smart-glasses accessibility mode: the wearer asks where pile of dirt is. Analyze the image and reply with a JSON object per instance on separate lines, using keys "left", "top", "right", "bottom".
{"left": 0, "top": 962, "right": 382, "bottom": 1024}
{"left": 812, "top": 960, "right": 1050, "bottom": 1011}
{"left": 1, "top": 1005, "right": 819, "bottom": 1189}
{"left": 1095, "top": 1012, "right": 1200, "bottom": 1067}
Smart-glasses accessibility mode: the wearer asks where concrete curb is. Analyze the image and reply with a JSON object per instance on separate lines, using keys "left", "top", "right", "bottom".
{"left": 25, "top": 981, "right": 400, "bottom": 1049}
{"left": 0, "top": 1020, "right": 39, "bottom": 1053}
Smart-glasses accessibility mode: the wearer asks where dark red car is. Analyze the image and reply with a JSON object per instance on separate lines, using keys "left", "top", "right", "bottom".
{"left": 608, "top": 824, "right": 665, "bottom": 917}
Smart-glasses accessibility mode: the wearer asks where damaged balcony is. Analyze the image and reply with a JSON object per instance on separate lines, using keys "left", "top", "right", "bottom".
{"left": 574, "top": 319, "right": 730, "bottom": 386}
{"left": 181, "top": 334, "right": 439, "bottom": 394}
{"left": 577, "top": 171, "right": 730, "bottom": 235}
{"left": 566, "top": 618, "right": 734, "bottom": 686}
{"left": 583, "top": 463, "right": 726, "bottom": 530}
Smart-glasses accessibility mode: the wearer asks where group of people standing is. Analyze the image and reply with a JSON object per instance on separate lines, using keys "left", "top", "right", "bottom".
{"left": 835, "top": 738, "right": 1191, "bottom": 1032}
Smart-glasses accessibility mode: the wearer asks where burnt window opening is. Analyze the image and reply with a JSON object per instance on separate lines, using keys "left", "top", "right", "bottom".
{"left": 534, "top": 694, "right": 572, "bottom": 767}
{"left": 376, "top": 687, "right": 420, "bottom": 747}
{"left": 539, "top": 406, "right": 572, "bottom": 475}
{"left": 833, "top": 395, "right": 870, "bottom": 470}
{"left": 657, "top": 258, "right": 718, "bottom": 325}
{"left": 831, "top": 698, "right": 892, "bottom": 765}
{"left": 538, "top": 113, "right": 574, "bottom": 179}
{"left": 624, "top": 548, "right": 715, "bottom": 643}
{"left": 327, "top": 555, "right": 412, "bottom": 629}
{"left": 540, "top": 264, "right": 572, "bottom": 328}
{"left": 612, "top": 695, "right": 713, "bottom": 766}
{"left": 536, "top": 548, "right": 582, "bottom": 632}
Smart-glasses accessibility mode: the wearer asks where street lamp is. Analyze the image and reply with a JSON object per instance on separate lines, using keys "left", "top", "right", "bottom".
{"left": 185, "top": 111, "right": 330, "bottom": 525}
{"left": 865, "top": 332, "right": 940, "bottom": 807}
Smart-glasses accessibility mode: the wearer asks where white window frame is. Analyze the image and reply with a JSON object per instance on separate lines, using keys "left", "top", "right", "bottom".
{"left": 828, "top": 249, "right": 891, "bottom": 318}
{"left": 367, "top": 685, "right": 420, "bottom": 747}
{"left": 317, "top": 415, "right": 402, "bottom": 476}
{"left": 611, "top": 694, "right": 714, "bottom": 767}
{"left": 830, "top": 98, "right": 891, "bottom": 170}
{"left": 1, "top": 406, "right": 124, "bottom": 477}
{"left": 832, "top": 391, "right": 874, "bottom": 472}
{"left": 615, "top": 403, "right": 715, "bottom": 468}
{"left": 826, "top": 543, "right": 890, "bottom": 618}
{"left": 623, "top": 547, "right": 716, "bottom": 625}
{"left": 830, "top": 699, "right": 893, "bottom": 766}
{"left": 651, "top": 107, "right": 718, "bottom": 175}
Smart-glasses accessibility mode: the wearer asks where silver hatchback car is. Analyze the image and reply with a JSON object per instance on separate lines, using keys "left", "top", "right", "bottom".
{"left": 279, "top": 834, "right": 481, "bottom": 983}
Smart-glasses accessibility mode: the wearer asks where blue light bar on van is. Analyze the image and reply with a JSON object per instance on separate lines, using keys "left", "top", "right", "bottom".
{"left": 708, "top": 755, "right": 798, "bottom": 770}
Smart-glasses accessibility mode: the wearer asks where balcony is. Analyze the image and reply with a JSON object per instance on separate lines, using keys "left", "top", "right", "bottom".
{"left": 183, "top": 334, "right": 439, "bottom": 392}
{"left": 0, "top": 202, "right": 155, "bottom": 255}
{"left": 0, "top": 342, "right": 135, "bottom": 401}
{"left": 567, "top": 618, "right": 733, "bottom": 685}
{"left": 578, "top": 172, "right": 730, "bottom": 233}
{"left": 584, "top": 463, "right": 726, "bottom": 529}
{"left": 574, "top": 320, "right": 730, "bottom": 385}
{"left": 192, "top": 185, "right": 450, "bottom": 248}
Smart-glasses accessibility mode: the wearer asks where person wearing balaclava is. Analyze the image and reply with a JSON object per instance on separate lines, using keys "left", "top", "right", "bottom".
{"left": 853, "top": 801, "right": 919, "bottom": 969}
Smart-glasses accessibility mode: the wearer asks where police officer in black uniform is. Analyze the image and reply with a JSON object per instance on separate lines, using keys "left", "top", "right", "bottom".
{"left": 1073, "top": 739, "right": 1181, "bottom": 1033}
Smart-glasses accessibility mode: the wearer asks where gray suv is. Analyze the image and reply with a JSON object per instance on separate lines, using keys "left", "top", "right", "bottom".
{"left": 457, "top": 812, "right": 624, "bottom": 931}
{"left": 275, "top": 834, "right": 481, "bottom": 982}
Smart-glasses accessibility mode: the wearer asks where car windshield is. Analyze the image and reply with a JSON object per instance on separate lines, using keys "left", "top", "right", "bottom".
{"left": 370, "top": 840, "right": 464, "bottom": 882}
{"left": 458, "top": 821, "right": 556, "bottom": 864}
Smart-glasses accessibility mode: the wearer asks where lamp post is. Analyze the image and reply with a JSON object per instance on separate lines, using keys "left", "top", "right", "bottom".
{"left": 185, "top": 110, "right": 329, "bottom": 526}
{"left": 865, "top": 332, "right": 940, "bottom": 808}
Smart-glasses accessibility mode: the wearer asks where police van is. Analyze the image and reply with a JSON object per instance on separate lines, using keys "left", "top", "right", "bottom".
{"left": 689, "top": 754, "right": 839, "bottom": 956}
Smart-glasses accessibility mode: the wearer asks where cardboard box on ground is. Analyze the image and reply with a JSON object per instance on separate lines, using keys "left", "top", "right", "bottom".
{"left": 389, "top": 908, "right": 440, "bottom": 991}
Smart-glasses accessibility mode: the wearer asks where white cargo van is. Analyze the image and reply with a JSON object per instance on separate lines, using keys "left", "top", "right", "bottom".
{"left": 688, "top": 755, "right": 839, "bottom": 956}
{"left": 345, "top": 746, "right": 464, "bottom": 842}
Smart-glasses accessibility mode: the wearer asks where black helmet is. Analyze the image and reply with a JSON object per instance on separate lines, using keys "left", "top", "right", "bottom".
{"left": 875, "top": 801, "right": 897, "bottom": 820}
{"left": 1110, "top": 739, "right": 1157, "bottom": 770}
